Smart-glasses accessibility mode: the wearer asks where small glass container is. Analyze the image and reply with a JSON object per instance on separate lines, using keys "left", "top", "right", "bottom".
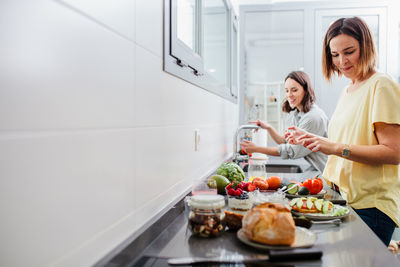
{"left": 252, "top": 190, "right": 289, "bottom": 207}
{"left": 187, "top": 195, "right": 226, "bottom": 237}
{"left": 247, "top": 157, "right": 267, "bottom": 181}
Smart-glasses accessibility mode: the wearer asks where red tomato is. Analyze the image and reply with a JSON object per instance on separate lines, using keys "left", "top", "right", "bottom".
{"left": 302, "top": 178, "right": 323, "bottom": 195}
{"left": 302, "top": 179, "right": 312, "bottom": 189}
{"left": 247, "top": 183, "right": 256, "bottom": 192}
{"left": 254, "top": 180, "right": 269, "bottom": 190}
{"left": 315, "top": 178, "right": 324, "bottom": 192}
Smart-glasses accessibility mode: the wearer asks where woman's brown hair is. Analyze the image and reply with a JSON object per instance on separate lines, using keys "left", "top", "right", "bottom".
{"left": 282, "top": 71, "right": 315, "bottom": 113}
{"left": 322, "top": 17, "right": 377, "bottom": 81}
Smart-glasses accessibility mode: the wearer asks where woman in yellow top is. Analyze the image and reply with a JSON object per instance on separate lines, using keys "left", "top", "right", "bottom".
{"left": 286, "top": 17, "right": 400, "bottom": 246}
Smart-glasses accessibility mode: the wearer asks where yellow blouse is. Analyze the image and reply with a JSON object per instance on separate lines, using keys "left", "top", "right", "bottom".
{"left": 323, "top": 72, "right": 400, "bottom": 226}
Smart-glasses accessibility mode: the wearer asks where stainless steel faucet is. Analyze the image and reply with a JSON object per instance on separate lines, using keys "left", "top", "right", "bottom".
{"left": 233, "top": 124, "right": 259, "bottom": 163}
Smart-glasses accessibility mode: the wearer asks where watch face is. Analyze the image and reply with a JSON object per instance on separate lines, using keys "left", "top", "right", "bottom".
{"left": 342, "top": 148, "right": 350, "bottom": 157}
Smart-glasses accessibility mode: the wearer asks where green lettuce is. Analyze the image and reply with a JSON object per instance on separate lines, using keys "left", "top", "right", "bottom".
{"left": 216, "top": 162, "right": 245, "bottom": 182}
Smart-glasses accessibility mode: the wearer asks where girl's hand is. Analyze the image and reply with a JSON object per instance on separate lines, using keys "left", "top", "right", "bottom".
{"left": 249, "top": 120, "right": 271, "bottom": 130}
{"left": 239, "top": 140, "right": 258, "bottom": 153}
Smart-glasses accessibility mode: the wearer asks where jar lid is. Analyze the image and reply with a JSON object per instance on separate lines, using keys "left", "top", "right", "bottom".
{"left": 249, "top": 157, "right": 268, "bottom": 164}
{"left": 189, "top": 194, "right": 225, "bottom": 209}
{"left": 250, "top": 155, "right": 269, "bottom": 160}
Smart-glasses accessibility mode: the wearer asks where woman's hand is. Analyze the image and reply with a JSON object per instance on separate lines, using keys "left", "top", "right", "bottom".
{"left": 239, "top": 140, "right": 258, "bottom": 153}
{"left": 284, "top": 126, "right": 308, "bottom": 144}
{"left": 298, "top": 134, "right": 336, "bottom": 154}
{"left": 285, "top": 126, "right": 337, "bottom": 155}
{"left": 249, "top": 120, "right": 271, "bottom": 130}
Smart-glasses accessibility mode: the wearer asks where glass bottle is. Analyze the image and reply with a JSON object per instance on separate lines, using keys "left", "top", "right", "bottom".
{"left": 247, "top": 157, "right": 267, "bottom": 181}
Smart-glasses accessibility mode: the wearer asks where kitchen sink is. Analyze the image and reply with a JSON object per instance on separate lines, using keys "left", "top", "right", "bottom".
{"left": 242, "top": 164, "right": 302, "bottom": 173}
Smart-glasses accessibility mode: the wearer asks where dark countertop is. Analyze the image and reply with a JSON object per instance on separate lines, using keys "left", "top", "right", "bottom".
{"left": 101, "top": 168, "right": 400, "bottom": 267}
{"left": 138, "top": 193, "right": 399, "bottom": 267}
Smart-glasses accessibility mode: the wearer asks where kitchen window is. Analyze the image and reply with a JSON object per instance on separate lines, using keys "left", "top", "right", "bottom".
{"left": 164, "top": 0, "right": 238, "bottom": 102}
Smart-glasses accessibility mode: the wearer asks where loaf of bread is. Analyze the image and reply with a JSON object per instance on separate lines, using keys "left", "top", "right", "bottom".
{"left": 241, "top": 203, "right": 295, "bottom": 245}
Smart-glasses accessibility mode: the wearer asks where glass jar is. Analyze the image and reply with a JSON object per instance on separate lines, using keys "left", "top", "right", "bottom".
{"left": 247, "top": 157, "right": 267, "bottom": 181}
{"left": 187, "top": 195, "right": 226, "bottom": 237}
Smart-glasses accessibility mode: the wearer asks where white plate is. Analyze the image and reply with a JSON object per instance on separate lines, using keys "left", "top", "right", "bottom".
{"left": 285, "top": 189, "right": 327, "bottom": 199}
{"left": 237, "top": 227, "right": 316, "bottom": 250}
{"left": 291, "top": 205, "right": 350, "bottom": 221}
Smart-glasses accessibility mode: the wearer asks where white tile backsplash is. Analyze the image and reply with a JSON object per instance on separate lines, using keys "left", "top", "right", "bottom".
{"left": 135, "top": 126, "right": 197, "bottom": 207}
{"left": 135, "top": 45, "right": 237, "bottom": 127}
{"left": 135, "top": 45, "right": 191, "bottom": 126}
{"left": 0, "top": 130, "right": 136, "bottom": 267}
{"left": 55, "top": 0, "right": 135, "bottom": 41}
{"left": 0, "top": 1, "right": 136, "bottom": 130}
{"left": 0, "top": 1, "right": 238, "bottom": 266}
{"left": 136, "top": 0, "right": 163, "bottom": 57}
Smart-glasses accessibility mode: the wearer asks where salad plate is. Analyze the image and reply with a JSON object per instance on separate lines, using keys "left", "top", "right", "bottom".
{"left": 291, "top": 205, "right": 350, "bottom": 221}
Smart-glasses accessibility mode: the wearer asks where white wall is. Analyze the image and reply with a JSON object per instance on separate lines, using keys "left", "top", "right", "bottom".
{"left": 0, "top": 0, "right": 238, "bottom": 266}
{"left": 246, "top": 45, "right": 303, "bottom": 82}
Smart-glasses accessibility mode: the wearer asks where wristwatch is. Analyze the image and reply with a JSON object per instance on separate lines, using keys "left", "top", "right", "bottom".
{"left": 342, "top": 144, "right": 351, "bottom": 158}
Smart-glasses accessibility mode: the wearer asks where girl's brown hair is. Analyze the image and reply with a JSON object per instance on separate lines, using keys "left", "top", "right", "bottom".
{"left": 282, "top": 71, "right": 315, "bottom": 113}
{"left": 322, "top": 17, "right": 377, "bottom": 81}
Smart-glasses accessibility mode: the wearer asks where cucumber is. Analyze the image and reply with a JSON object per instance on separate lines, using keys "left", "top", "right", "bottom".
{"left": 322, "top": 201, "right": 332, "bottom": 214}
{"left": 306, "top": 197, "right": 314, "bottom": 210}
{"left": 290, "top": 198, "right": 298, "bottom": 207}
{"left": 315, "top": 199, "right": 324, "bottom": 211}
{"left": 333, "top": 206, "right": 348, "bottom": 216}
{"left": 340, "top": 207, "right": 348, "bottom": 216}
{"left": 287, "top": 183, "right": 299, "bottom": 195}
{"left": 296, "top": 198, "right": 304, "bottom": 209}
